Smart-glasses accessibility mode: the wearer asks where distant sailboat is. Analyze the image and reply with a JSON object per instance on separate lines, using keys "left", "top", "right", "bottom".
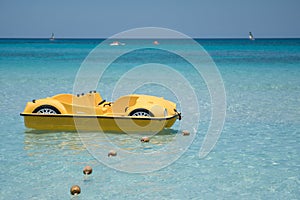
{"left": 249, "top": 32, "right": 255, "bottom": 40}
{"left": 50, "top": 33, "right": 55, "bottom": 41}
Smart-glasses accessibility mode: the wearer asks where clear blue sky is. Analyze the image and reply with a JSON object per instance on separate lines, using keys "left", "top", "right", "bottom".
{"left": 1, "top": 0, "right": 299, "bottom": 38}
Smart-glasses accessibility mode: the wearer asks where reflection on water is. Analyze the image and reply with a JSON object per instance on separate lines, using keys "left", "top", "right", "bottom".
{"left": 23, "top": 129, "right": 179, "bottom": 156}
{"left": 24, "top": 131, "right": 86, "bottom": 156}
{"left": 79, "top": 129, "right": 179, "bottom": 154}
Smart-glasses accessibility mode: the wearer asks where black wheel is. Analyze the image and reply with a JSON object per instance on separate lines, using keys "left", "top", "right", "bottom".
{"left": 129, "top": 109, "right": 154, "bottom": 117}
{"left": 33, "top": 105, "right": 61, "bottom": 114}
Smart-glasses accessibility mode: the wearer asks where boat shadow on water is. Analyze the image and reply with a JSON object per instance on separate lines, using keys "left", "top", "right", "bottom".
{"left": 23, "top": 128, "right": 180, "bottom": 156}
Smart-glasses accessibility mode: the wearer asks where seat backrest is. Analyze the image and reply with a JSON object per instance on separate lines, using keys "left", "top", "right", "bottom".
{"left": 112, "top": 96, "right": 138, "bottom": 114}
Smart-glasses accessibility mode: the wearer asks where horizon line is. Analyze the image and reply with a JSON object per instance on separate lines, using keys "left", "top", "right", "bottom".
{"left": 0, "top": 37, "right": 299, "bottom": 40}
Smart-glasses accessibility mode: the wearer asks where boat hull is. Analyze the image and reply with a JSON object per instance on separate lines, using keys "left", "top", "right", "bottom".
{"left": 20, "top": 113, "right": 178, "bottom": 133}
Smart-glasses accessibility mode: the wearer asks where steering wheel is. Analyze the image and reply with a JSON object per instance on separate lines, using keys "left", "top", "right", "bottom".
{"left": 103, "top": 102, "right": 112, "bottom": 107}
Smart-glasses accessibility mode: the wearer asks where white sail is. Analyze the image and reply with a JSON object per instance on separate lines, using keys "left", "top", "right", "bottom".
{"left": 249, "top": 32, "right": 255, "bottom": 40}
{"left": 50, "top": 33, "right": 55, "bottom": 40}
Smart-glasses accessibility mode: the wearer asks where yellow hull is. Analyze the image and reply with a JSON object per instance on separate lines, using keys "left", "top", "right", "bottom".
{"left": 20, "top": 91, "right": 181, "bottom": 132}
{"left": 20, "top": 113, "right": 178, "bottom": 133}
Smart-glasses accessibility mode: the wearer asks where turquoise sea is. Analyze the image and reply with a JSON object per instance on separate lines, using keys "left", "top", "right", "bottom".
{"left": 0, "top": 38, "right": 299, "bottom": 199}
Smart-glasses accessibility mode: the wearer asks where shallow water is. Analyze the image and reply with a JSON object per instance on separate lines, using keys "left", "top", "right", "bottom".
{"left": 0, "top": 38, "right": 299, "bottom": 199}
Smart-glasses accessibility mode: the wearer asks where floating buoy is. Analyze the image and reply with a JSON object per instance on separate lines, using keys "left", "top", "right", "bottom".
{"left": 83, "top": 165, "right": 92, "bottom": 175}
{"left": 140, "top": 136, "right": 150, "bottom": 142}
{"left": 108, "top": 150, "right": 117, "bottom": 157}
{"left": 182, "top": 130, "right": 190, "bottom": 136}
{"left": 70, "top": 185, "right": 81, "bottom": 195}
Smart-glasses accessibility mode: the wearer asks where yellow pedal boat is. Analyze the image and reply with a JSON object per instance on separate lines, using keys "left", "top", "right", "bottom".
{"left": 20, "top": 91, "right": 181, "bottom": 132}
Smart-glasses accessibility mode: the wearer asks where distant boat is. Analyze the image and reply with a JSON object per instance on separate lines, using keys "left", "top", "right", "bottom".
{"left": 110, "top": 41, "right": 125, "bottom": 46}
{"left": 49, "top": 33, "right": 55, "bottom": 41}
{"left": 153, "top": 40, "right": 159, "bottom": 45}
{"left": 249, "top": 32, "right": 255, "bottom": 40}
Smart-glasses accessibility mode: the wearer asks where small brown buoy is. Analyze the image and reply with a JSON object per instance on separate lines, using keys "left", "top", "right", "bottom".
{"left": 83, "top": 165, "right": 92, "bottom": 175}
{"left": 140, "top": 136, "right": 150, "bottom": 142}
{"left": 182, "top": 130, "right": 190, "bottom": 136}
{"left": 70, "top": 185, "right": 81, "bottom": 195}
{"left": 108, "top": 150, "right": 117, "bottom": 157}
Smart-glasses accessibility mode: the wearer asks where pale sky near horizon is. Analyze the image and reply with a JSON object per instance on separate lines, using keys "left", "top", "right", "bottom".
{"left": 0, "top": 0, "right": 299, "bottom": 38}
